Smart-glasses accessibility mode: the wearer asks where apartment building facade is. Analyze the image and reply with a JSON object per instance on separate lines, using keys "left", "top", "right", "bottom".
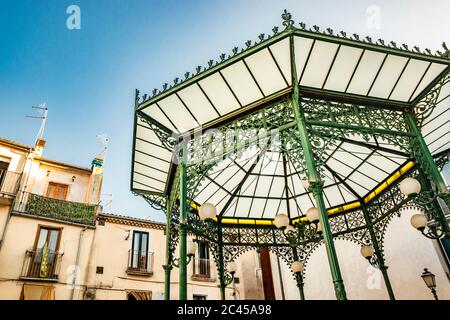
{"left": 0, "top": 137, "right": 262, "bottom": 300}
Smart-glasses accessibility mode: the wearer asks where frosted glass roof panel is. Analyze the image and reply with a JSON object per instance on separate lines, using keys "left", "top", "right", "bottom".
{"left": 324, "top": 46, "right": 364, "bottom": 92}
{"left": 158, "top": 94, "right": 199, "bottom": 132}
{"left": 178, "top": 84, "right": 219, "bottom": 124}
{"left": 294, "top": 36, "right": 314, "bottom": 82}
{"left": 198, "top": 73, "right": 241, "bottom": 115}
{"left": 368, "top": 55, "right": 409, "bottom": 98}
{"left": 390, "top": 59, "right": 430, "bottom": 101}
{"left": 346, "top": 51, "right": 387, "bottom": 95}
{"left": 221, "top": 61, "right": 264, "bottom": 105}
{"left": 269, "top": 38, "right": 292, "bottom": 85}
{"left": 244, "top": 48, "right": 287, "bottom": 96}
{"left": 409, "top": 63, "right": 448, "bottom": 101}
{"left": 300, "top": 41, "right": 340, "bottom": 88}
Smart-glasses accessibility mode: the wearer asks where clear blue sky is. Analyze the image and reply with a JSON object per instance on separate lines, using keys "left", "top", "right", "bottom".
{"left": 1, "top": 0, "right": 449, "bottom": 221}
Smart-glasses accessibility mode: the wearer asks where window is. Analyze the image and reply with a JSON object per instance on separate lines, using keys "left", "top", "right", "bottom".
{"left": 194, "top": 241, "right": 210, "bottom": 277}
{"left": 46, "top": 182, "right": 68, "bottom": 200}
{"left": 28, "top": 226, "right": 62, "bottom": 278}
{"left": 0, "top": 160, "right": 9, "bottom": 188}
{"left": 130, "top": 231, "right": 149, "bottom": 270}
{"left": 193, "top": 294, "right": 207, "bottom": 301}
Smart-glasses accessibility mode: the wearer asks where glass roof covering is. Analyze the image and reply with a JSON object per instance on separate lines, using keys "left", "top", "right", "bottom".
{"left": 131, "top": 14, "right": 450, "bottom": 222}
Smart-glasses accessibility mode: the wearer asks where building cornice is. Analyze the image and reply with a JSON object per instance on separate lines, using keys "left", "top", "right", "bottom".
{"left": 98, "top": 213, "right": 166, "bottom": 230}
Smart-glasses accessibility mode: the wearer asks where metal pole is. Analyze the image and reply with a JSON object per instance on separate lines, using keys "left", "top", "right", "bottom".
{"left": 178, "top": 142, "right": 188, "bottom": 300}
{"left": 292, "top": 248, "right": 305, "bottom": 300}
{"left": 431, "top": 288, "right": 439, "bottom": 300}
{"left": 218, "top": 219, "right": 226, "bottom": 300}
{"left": 163, "top": 197, "right": 173, "bottom": 300}
{"left": 404, "top": 111, "right": 450, "bottom": 236}
{"left": 295, "top": 273, "right": 305, "bottom": 300}
{"left": 289, "top": 33, "right": 346, "bottom": 300}
{"left": 361, "top": 206, "right": 395, "bottom": 300}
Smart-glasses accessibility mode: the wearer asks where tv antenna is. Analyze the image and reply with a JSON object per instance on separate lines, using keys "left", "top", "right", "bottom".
{"left": 25, "top": 103, "right": 48, "bottom": 145}
{"left": 96, "top": 133, "right": 109, "bottom": 161}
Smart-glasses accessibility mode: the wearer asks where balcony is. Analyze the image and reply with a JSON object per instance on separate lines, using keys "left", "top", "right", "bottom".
{"left": 13, "top": 192, "right": 97, "bottom": 226}
{"left": 191, "top": 258, "right": 216, "bottom": 282}
{"left": 0, "top": 170, "right": 21, "bottom": 201}
{"left": 126, "top": 250, "right": 154, "bottom": 276}
{"left": 20, "top": 249, "right": 63, "bottom": 282}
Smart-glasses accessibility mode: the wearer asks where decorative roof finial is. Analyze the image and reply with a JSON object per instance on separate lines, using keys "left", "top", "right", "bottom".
{"left": 135, "top": 88, "right": 140, "bottom": 105}
{"left": 281, "top": 10, "right": 294, "bottom": 28}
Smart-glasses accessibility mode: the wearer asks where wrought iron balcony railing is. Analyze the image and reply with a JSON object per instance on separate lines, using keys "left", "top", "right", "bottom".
{"left": 0, "top": 169, "right": 21, "bottom": 197}
{"left": 192, "top": 258, "right": 216, "bottom": 280}
{"left": 14, "top": 192, "right": 97, "bottom": 226}
{"left": 126, "top": 250, "right": 154, "bottom": 276}
{"left": 20, "top": 249, "right": 63, "bottom": 281}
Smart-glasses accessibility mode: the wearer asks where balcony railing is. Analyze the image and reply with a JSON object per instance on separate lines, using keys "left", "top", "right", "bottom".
{"left": 14, "top": 192, "right": 97, "bottom": 226}
{"left": 192, "top": 258, "right": 216, "bottom": 281}
{"left": 126, "top": 250, "right": 154, "bottom": 276}
{"left": 0, "top": 170, "right": 21, "bottom": 196}
{"left": 20, "top": 249, "right": 63, "bottom": 281}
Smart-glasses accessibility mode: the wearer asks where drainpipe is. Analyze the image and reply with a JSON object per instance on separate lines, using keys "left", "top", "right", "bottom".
{"left": 275, "top": 255, "right": 286, "bottom": 300}
{"left": 70, "top": 226, "right": 87, "bottom": 300}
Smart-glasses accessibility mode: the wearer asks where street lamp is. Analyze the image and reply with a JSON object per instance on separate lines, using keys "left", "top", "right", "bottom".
{"left": 273, "top": 210, "right": 322, "bottom": 247}
{"left": 360, "top": 244, "right": 383, "bottom": 268}
{"left": 410, "top": 210, "right": 445, "bottom": 239}
{"left": 172, "top": 240, "right": 196, "bottom": 267}
{"left": 220, "top": 261, "right": 237, "bottom": 299}
{"left": 291, "top": 260, "right": 305, "bottom": 300}
{"left": 399, "top": 177, "right": 448, "bottom": 239}
{"left": 421, "top": 268, "right": 438, "bottom": 300}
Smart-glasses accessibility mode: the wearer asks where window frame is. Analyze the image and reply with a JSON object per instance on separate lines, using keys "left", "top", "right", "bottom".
{"left": 45, "top": 182, "right": 69, "bottom": 200}
{"left": 131, "top": 230, "right": 150, "bottom": 270}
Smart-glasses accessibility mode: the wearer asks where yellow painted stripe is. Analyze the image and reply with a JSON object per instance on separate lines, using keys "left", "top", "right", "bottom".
{"left": 188, "top": 161, "right": 414, "bottom": 226}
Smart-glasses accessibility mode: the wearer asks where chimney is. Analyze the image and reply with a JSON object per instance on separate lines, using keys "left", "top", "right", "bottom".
{"left": 34, "top": 139, "right": 46, "bottom": 157}
{"left": 86, "top": 157, "right": 104, "bottom": 205}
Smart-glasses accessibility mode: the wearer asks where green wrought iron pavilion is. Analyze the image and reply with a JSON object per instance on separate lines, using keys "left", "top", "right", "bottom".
{"left": 130, "top": 11, "right": 450, "bottom": 300}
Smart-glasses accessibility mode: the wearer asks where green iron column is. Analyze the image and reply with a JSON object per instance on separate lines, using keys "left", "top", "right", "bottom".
{"left": 404, "top": 111, "right": 450, "bottom": 237}
{"left": 361, "top": 205, "right": 395, "bottom": 300}
{"left": 217, "top": 219, "right": 226, "bottom": 300}
{"left": 163, "top": 197, "right": 173, "bottom": 300}
{"left": 178, "top": 142, "right": 188, "bottom": 300}
{"left": 289, "top": 34, "right": 347, "bottom": 300}
{"left": 292, "top": 248, "right": 305, "bottom": 300}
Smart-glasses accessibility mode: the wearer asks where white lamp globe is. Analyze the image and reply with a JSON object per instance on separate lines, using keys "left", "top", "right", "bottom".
{"left": 360, "top": 245, "right": 374, "bottom": 259}
{"left": 187, "top": 240, "right": 196, "bottom": 256}
{"left": 227, "top": 261, "right": 237, "bottom": 274}
{"left": 306, "top": 207, "right": 320, "bottom": 223}
{"left": 291, "top": 261, "right": 304, "bottom": 273}
{"left": 199, "top": 203, "right": 217, "bottom": 221}
{"left": 410, "top": 213, "right": 428, "bottom": 230}
{"left": 399, "top": 177, "right": 421, "bottom": 196}
{"left": 274, "top": 213, "right": 290, "bottom": 229}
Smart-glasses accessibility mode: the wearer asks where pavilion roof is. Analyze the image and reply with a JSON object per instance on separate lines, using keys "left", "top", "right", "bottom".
{"left": 131, "top": 11, "right": 450, "bottom": 222}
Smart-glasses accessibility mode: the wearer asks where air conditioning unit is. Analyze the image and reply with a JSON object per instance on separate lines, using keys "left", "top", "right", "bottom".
{"left": 84, "top": 288, "right": 96, "bottom": 300}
